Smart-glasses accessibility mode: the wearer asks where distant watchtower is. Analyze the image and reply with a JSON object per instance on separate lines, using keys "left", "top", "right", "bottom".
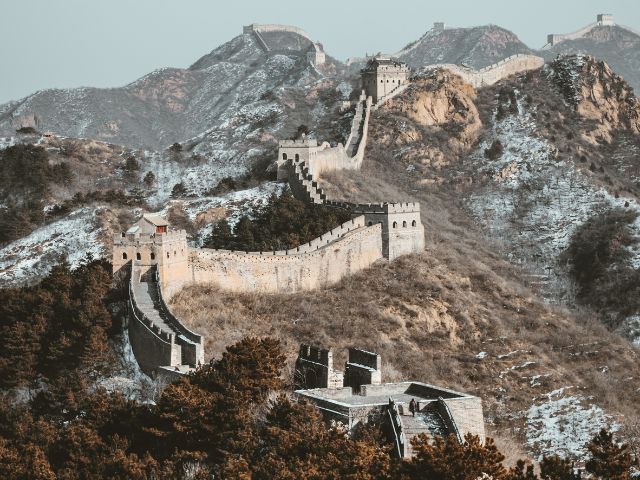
{"left": 597, "top": 14, "right": 614, "bottom": 26}
{"left": 433, "top": 22, "right": 446, "bottom": 32}
{"left": 361, "top": 55, "right": 410, "bottom": 103}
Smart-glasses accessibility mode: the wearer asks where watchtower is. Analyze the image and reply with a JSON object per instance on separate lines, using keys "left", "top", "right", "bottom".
{"left": 112, "top": 214, "right": 190, "bottom": 292}
{"left": 433, "top": 22, "right": 446, "bottom": 32}
{"left": 277, "top": 135, "right": 320, "bottom": 180}
{"left": 597, "top": 14, "right": 614, "bottom": 26}
{"left": 361, "top": 55, "right": 411, "bottom": 103}
{"left": 307, "top": 43, "right": 326, "bottom": 67}
{"left": 352, "top": 202, "right": 425, "bottom": 260}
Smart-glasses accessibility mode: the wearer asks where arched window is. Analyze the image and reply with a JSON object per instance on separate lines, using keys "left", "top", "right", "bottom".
{"left": 167, "top": 252, "right": 170, "bottom": 258}
{"left": 392, "top": 221, "right": 397, "bottom": 228}
{"left": 412, "top": 220, "right": 417, "bottom": 227}
{"left": 136, "top": 252, "right": 141, "bottom": 260}
{"left": 368, "top": 221, "right": 373, "bottom": 226}
{"left": 150, "top": 253, "right": 155, "bottom": 260}
{"left": 403, "top": 221, "right": 407, "bottom": 228}
{"left": 282, "top": 153, "right": 287, "bottom": 160}
{"left": 295, "top": 153, "right": 300, "bottom": 161}
{"left": 122, "top": 252, "right": 127, "bottom": 260}
{"left": 380, "top": 79, "right": 383, "bottom": 83}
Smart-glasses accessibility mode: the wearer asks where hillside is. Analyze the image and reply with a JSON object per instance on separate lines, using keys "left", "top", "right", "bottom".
{"left": 544, "top": 25, "right": 640, "bottom": 94}
{"left": 398, "top": 25, "right": 534, "bottom": 69}
{"left": 171, "top": 54, "right": 640, "bottom": 462}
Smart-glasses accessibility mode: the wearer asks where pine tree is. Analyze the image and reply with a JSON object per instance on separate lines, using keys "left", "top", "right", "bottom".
{"left": 407, "top": 434, "right": 507, "bottom": 480}
{"left": 540, "top": 455, "right": 575, "bottom": 480}
{"left": 585, "top": 429, "right": 635, "bottom": 480}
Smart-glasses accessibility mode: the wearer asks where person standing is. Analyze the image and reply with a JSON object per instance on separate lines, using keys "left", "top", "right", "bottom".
{"left": 409, "top": 398, "right": 417, "bottom": 417}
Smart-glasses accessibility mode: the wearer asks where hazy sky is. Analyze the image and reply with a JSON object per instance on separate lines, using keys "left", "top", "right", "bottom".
{"left": 1, "top": 0, "right": 639, "bottom": 104}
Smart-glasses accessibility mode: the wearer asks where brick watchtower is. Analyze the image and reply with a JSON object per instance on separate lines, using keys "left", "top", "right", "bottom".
{"left": 361, "top": 55, "right": 411, "bottom": 104}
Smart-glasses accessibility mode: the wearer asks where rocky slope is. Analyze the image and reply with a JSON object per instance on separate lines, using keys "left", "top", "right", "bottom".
{"left": 544, "top": 25, "right": 640, "bottom": 94}
{"left": 398, "top": 25, "right": 535, "bottom": 69}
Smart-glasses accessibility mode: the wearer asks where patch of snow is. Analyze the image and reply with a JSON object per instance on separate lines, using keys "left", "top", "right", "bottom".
{"left": 336, "top": 81, "right": 352, "bottom": 99}
{"left": 0, "top": 136, "right": 16, "bottom": 150}
{"left": 529, "top": 374, "right": 551, "bottom": 387}
{"left": 0, "top": 207, "right": 105, "bottom": 287}
{"left": 96, "top": 329, "right": 157, "bottom": 404}
{"left": 161, "top": 182, "right": 283, "bottom": 245}
{"left": 476, "top": 351, "right": 488, "bottom": 359}
{"left": 465, "top": 97, "right": 640, "bottom": 304}
{"left": 526, "top": 387, "right": 618, "bottom": 461}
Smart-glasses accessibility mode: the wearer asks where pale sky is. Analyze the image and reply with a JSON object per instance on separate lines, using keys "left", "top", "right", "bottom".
{"left": 1, "top": 0, "right": 638, "bottom": 104}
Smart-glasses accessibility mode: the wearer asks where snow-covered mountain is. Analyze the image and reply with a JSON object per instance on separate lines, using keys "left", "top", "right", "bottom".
{"left": 0, "top": 29, "right": 346, "bottom": 150}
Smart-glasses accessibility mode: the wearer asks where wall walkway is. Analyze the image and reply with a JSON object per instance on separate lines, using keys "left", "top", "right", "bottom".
{"left": 424, "top": 54, "right": 544, "bottom": 89}
{"left": 128, "top": 264, "right": 204, "bottom": 376}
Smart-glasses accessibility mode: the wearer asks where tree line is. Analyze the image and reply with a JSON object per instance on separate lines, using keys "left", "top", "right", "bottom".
{"left": 204, "top": 188, "right": 351, "bottom": 252}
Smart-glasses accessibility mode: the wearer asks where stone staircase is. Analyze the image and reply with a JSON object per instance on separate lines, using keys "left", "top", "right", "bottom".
{"left": 400, "top": 410, "right": 448, "bottom": 457}
{"left": 289, "top": 160, "right": 328, "bottom": 205}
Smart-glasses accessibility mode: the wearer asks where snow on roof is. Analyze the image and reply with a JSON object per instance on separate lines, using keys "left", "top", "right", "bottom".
{"left": 142, "top": 214, "right": 168, "bottom": 226}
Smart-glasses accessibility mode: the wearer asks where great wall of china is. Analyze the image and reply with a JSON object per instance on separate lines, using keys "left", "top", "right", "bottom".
{"left": 243, "top": 23, "right": 326, "bottom": 67}
{"left": 114, "top": 33, "right": 550, "bottom": 377}
{"left": 423, "top": 54, "right": 545, "bottom": 89}
{"left": 543, "top": 14, "right": 640, "bottom": 48}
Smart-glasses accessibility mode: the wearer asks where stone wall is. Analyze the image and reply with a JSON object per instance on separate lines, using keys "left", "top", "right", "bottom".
{"left": 277, "top": 93, "right": 370, "bottom": 182}
{"left": 186, "top": 218, "right": 383, "bottom": 294}
{"left": 344, "top": 347, "right": 382, "bottom": 390}
{"left": 244, "top": 23, "right": 314, "bottom": 42}
{"left": 544, "top": 14, "right": 625, "bottom": 48}
{"left": 443, "top": 396, "right": 486, "bottom": 442}
{"left": 426, "top": 54, "right": 544, "bottom": 89}
{"left": 295, "top": 345, "right": 344, "bottom": 389}
{"left": 127, "top": 266, "right": 182, "bottom": 375}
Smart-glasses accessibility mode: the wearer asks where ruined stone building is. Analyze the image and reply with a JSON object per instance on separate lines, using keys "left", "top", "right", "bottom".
{"left": 295, "top": 345, "right": 485, "bottom": 458}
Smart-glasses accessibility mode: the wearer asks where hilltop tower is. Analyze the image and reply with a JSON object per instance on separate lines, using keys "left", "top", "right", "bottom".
{"left": 361, "top": 55, "right": 411, "bottom": 103}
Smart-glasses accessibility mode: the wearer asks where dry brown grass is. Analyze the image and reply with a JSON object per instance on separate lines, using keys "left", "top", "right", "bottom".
{"left": 172, "top": 242, "right": 640, "bottom": 455}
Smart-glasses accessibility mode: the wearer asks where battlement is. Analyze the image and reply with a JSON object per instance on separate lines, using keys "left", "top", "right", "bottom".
{"left": 344, "top": 347, "right": 382, "bottom": 391}
{"left": 299, "top": 344, "right": 332, "bottom": 365}
{"left": 243, "top": 23, "right": 314, "bottom": 42}
{"left": 279, "top": 138, "right": 319, "bottom": 148}
{"left": 113, "top": 229, "right": 187, "bottom": 246}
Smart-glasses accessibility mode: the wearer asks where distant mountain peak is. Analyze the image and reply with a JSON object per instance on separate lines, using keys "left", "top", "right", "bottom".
{"left": 398, "top": 23, "right": 533, "bottom": 70}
